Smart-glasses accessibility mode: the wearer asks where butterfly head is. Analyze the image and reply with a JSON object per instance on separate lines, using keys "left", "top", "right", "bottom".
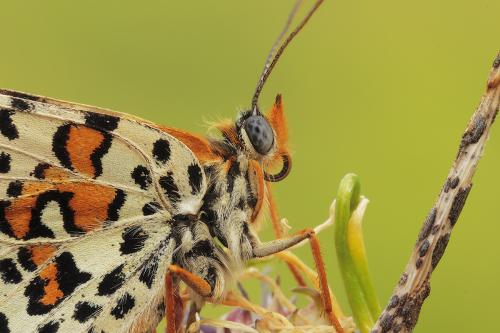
{"left": 239, "top": 111, "right": 274, "bottom": 156}
{"left": 234, "top": 94, "right": 291, "bottom": 182}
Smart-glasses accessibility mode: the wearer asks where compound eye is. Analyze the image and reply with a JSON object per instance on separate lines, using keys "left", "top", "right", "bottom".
{"left": 243, "top": 115, "right": 274, "bottom": 155}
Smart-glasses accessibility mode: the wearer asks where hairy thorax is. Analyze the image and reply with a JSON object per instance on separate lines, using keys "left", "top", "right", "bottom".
{"left": 169, "top": 148, "right": 266, "bottom": 302}
{"left": 200, "top": 152, "right": 264, "bottom": 269}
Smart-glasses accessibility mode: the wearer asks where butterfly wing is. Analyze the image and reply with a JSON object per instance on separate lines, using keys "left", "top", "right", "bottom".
{"left": 0, "top": 90, "right": 206, "bottom": 332}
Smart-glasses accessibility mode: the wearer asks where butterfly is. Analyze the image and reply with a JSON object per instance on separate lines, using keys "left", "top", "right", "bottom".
{"left": 0, "top": 1, "right": 342, "bottom": 333}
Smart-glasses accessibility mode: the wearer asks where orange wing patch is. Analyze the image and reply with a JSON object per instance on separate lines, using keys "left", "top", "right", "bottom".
{"left": 160, "top": 127, "right": 221, "bottom": 163}
{"left": 42, "top": 166, "right": 70, "bottom": 181}
{"left": 39, "top": 263, "right": 64, "bottom": 306}
{"left": 0, "top": 180, "right": 125, "bottom": 240}
{"left": 17, "top": 246, "right": 93, "bottom": 316}
{"left": 25, "top": 251, "right": 91, "bottom": 315}
{"left": 52, "top": 124, "right": 113, "bottom": 178}
{"left": 66, "top": 126, "right": 106, "bottom": 177}
{"left": 30, "top": 245, "right": 57, "bottom": 267}
{"left": 17, "top": 244, "right": 58, "bottom": 273}
{"left": 3, "top": 196, "right": 37, "bottom": 239}
{"left": 62, "top": 182, "right": 120, "bottom": 232}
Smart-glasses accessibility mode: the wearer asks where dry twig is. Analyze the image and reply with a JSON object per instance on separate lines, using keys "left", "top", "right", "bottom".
{"left": 371, "top": 52, "right": 500, "bottom": 333}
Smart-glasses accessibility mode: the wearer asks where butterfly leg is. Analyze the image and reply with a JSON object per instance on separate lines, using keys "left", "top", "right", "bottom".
{"left": 165, "top": 271, "right": 176, "bottom": 333}
{"left": 169, "top": 264, "right": 212, "bottom": 296}
{"left": 252, "top": 228, "right": 344, "bottom": 333}
{"left": 165, "top": 265, "right": 213, "bottom": 333}
{"left": 266, "top": 184, "right": 308, "bottom": 286}
{"left": 252, "top": 228, "right": 313, "bottom": 257}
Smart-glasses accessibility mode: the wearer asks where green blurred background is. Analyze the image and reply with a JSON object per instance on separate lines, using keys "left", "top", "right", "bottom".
{"left": 1, "top": 1, "right": 499, "bottom": 331}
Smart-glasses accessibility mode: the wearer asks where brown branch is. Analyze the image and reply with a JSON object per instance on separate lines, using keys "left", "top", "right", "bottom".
{"left": 371, "top": 52, "right": 500, "bottom": 333}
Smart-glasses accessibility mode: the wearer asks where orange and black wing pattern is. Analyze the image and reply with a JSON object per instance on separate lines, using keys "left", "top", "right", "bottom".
{"left": 0, "top": 89, "right": 203, "bottom": 332}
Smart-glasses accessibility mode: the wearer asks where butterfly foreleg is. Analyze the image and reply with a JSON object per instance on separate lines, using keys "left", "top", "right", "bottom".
{"left": 164, "top": 271, "right": 176, "bottom": 333}
{"left": 165, "top": 265, "right": 212, "bottom": 333}
{"left": 165, "top": 221, "right": 229, "bottom": 332}
{"left": 168, "top": 265, "right": 211, "bottom": 297}
{"left": 252, "top": 228, "right": 313, "bottom": 258}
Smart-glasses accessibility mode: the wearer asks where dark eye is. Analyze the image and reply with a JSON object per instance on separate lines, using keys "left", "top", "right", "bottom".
{"left": 243, "top": 115, "right": 274, "bottom": 155}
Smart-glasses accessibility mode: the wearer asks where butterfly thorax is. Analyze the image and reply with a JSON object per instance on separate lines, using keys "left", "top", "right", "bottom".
{"left": 199, "top": 153, "right": 263, "bottom": 267}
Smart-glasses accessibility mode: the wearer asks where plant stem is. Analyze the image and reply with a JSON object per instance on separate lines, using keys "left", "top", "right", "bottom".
{"left": 335, "top": 174, "right": 380, "bottom": 333}
{"left": 371, "top": 52, "right": 500, "bottom": 333}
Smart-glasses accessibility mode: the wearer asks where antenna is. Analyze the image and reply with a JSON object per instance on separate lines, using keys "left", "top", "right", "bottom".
{"left": 251, "top": 0, "right": 324, "bottom": 113}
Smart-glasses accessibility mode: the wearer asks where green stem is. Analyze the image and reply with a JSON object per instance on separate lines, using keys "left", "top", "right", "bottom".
{"left": 334, "top": 173, "right": 380, "bottom": 333}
